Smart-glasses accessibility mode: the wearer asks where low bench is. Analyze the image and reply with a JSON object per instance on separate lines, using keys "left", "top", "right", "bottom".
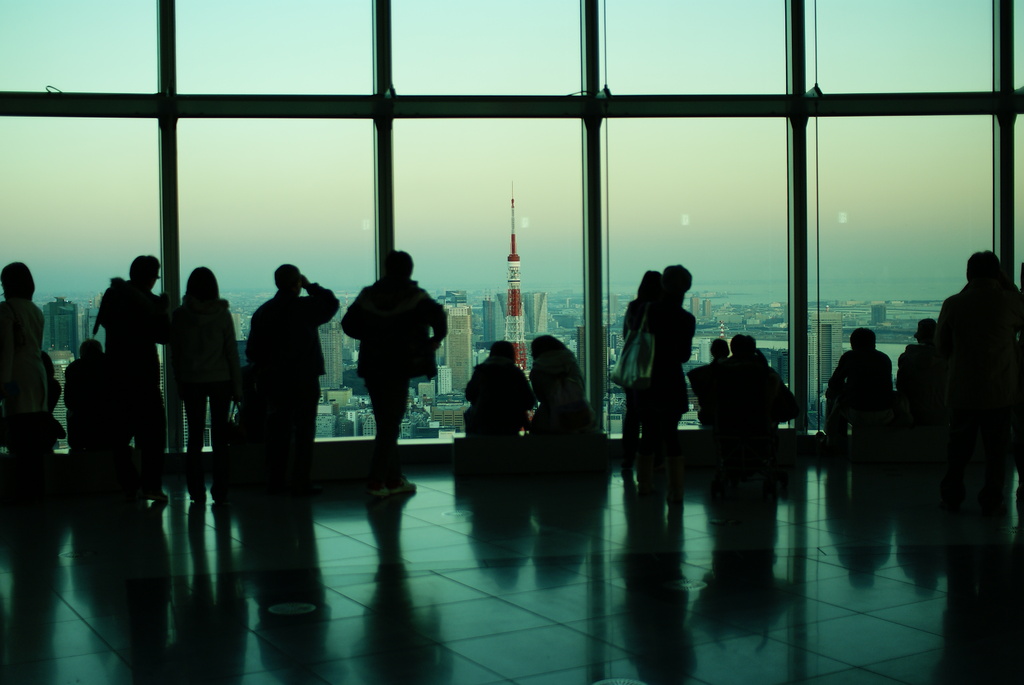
{"left": 847, "top": 424, "right": 973, "bottom": 462}
{"left": 453, "top": 433, "right": 609, "bottom": 475}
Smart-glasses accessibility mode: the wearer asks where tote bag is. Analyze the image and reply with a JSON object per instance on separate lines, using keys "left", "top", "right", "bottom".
{"left": 611, "top": 305, "right": 654, "bottom": 390}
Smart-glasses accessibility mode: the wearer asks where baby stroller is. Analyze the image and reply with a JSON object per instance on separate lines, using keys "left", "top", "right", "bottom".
{"left": 709, "top": 360, "right": 788, "bottom": 498}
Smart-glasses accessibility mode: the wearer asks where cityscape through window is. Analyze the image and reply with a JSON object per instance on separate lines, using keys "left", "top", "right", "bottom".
{"left": 1, "top": 1, "right": 1019, "bottom": 447}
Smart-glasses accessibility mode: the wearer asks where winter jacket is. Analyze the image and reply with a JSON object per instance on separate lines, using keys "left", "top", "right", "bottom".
{"left": 936, "top": 277, "right": 1024, "bottom": 411}
{"left": 341, "top": 276, "right": 447, "bottom": 380}
{"left": 94, "top": 278, "right": 170, "bottom": 386}
{"left": 827, "top": 348, "right": 893, "bottom": 412}
{"left": 529, "top": 348, "right": 593, "bottom": 434}
{"left": 171, "top": 296, "right": 243, "bottom": 396}
{"left": 0, "top": 297, "right": 47, "bottom": 415}
{"left": 639, "top": 299, "right": 695, "bottom": 410}
{"left": 465, "top": 356, "right": 535, "bottom": 435}
{"left": 246, "top": 283, "right": 339, "bottom": 382}
{"left": 896, "top": 343, "right": 948, "bottom": 425}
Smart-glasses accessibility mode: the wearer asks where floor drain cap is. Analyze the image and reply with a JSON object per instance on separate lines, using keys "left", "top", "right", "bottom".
{"left": 442, "top": 510, "right": 473, "bottom": 520}
{"left": 58, "top": 551, "right": 94, "bottom": 559}
{"left": 663, "top": 578, "right": 707, "bottom": 591}
{"left": 268, "top": 602, "right": 317, "bottom": 615}
{"left": 592, "top": 679, "right": 649, "bottom": 685}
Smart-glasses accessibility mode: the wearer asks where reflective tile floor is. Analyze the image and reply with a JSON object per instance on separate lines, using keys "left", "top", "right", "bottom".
{"left": 1, "top": 456, "right": 1023, "bottom": 685}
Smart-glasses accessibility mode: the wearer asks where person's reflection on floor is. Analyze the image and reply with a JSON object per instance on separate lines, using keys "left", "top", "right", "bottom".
{"left": 356, "top": 494, "right": 452, "bottom": 684}
{"left": 934, "top": 539, "right": 1024, "bottom": 683}
{"left": 125, "top": 502, "right": 174, "bottom": 682}
{"left": 823, "top": 459, "right": 892, "bottom": 582}
{"left": 238, "top": 495, "right": 329, "bottom": 676}
{"left": 618, "top": 481, "right": 695, "bottom": 682}
{"left": 171, "top": 502, "right": 248, "bottom": 684}
{"left": 455, "top": 477, "right": 531, "bottom": 590}
{"left": 531, "top": 473, "right": 607, "bottom": 585}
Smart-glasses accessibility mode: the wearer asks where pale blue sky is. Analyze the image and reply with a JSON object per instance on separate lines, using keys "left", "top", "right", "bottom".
{"left": 0, "top": 1, "right": 1015, "bottom": 301}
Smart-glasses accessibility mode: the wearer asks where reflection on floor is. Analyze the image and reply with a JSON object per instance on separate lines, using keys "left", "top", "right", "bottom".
{"left": 1, "top": 456, "right": 1022, "bottom": 684}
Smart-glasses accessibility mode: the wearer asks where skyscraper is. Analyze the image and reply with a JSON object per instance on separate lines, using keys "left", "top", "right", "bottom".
{"left": 809, "top": 309, "right": 844, "bottom": 412}
{"left": 481, "top": 295, "right": 499, "bottom": 343}
{"left": 870, "top": 303, "right": 887, "bottom": 325}
{"left": 318, "top": 320, "right": 346, "bottom": 389}
{"left": 524, "top": 291, "right": 548, "bottom": 334}
{"left": 44, "top": 297, "right": 79, "bottom": 353}
{"left": 444, "top": 304, "right": 473, "bottom": 391}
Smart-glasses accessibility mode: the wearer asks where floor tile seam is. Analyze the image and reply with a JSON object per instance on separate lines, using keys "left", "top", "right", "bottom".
{"left": 788, "top": 666, "right": 909, "bottom": 685}
{"left": 293, "top": 633, "right": 507, "bottom": 683}
{"left": 763, "top": 610, "right": 945, "bottom": 665}
{"left": 807, "top": 559, "right": 952, "bottom": 597}
{"left": 861, "top": 604, "right": 948, "bottom": 637}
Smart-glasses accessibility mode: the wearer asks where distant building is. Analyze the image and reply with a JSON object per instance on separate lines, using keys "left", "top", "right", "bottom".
{"left": 315, "top": 403, "right": 335, "bottom": 438}
{"left": 319, "top": 320, "right": 346, "bottom": 389}
{"left": 524, "top": 292, "right": 549, "bottom": 334}
{"left": 44, "top": 297, "right": 79, "bottom": 353}
{"left": 444, "top": 304, "right": 473, "bottom": 391}
{"left": 809, "top": 310, "right": 844, "bottom": 410}
{"left": 481, "top": 295, "right": 499, "bottom": 343}
{"left": 870, "top": 304, "right": 887, "bottom": 325}
{"left": 436, "top": 366, "right": 453, "bottom": 395}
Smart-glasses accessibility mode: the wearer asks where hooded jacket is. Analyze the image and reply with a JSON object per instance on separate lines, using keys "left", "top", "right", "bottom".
{"left": 0, "top": 297, "right": 47, "bottom": 415}
{"left": 170, "top": 296, "right": 243, "bottom": 395}
{"left": 341, "top": 276, "right": 447, "bottom": 380}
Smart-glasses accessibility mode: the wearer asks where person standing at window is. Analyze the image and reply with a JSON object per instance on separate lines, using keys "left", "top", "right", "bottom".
{"left": 94, "top": 255, "right": 171, "bottom": 502}
{"left": 171, "top": 267, "right": 243, "bottom": 504}
{"left": 936, "top": 251, "right": 1024, "bottom": 515}
{"left": 342, "top": 251, "right": 446, "bottom": 498}
{"left": 0, "top": 262, "right": 49, "bottom": 499}
{"left": 246, "top": 265, "right": 338, "bottom": 496}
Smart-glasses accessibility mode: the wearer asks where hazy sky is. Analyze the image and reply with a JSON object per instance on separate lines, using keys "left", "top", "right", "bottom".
{"left": 0, "top": 1, "right": 1016, "bottom": 302}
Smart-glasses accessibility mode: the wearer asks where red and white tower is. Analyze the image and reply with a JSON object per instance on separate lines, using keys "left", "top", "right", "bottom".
{"left": 504, "top": 195, "right": 527, "bottom": 369}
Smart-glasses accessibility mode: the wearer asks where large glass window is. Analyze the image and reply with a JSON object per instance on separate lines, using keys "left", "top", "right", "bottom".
{"left": 176, "top": 1, "right": 372, "bottom": 94}
{"left": 0, "top": 117, "right": 160, "bottom": 297}
{"left": 605, "top": 118, "right": 788, "bottom": 430}
{"left": 178, "top": 119, "right": 374, "bottom": 443}
{"left": 605, "top": 1, "right": 785, "bottom": 94}
{"left": 811, "top": 0, "right": 992, "bottom": 93}
{"left": 0, "top": 1, "right": 156, "bottom": 93}
{"left": 392, "top": 0, "right": 580, "bottom": 94}
{"left": 807, "top": 116, "right": 992, "bottom": 427}
{"left": 392, "top": 120, "right": 583, "bottom": 436}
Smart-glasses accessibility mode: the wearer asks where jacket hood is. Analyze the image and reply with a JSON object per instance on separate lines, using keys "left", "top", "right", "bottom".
{"left": 355, "top": 277, "right": 428, "bottom": 316}
{"left": 531, "top": 348, "right": 577, "bottom": 375}
{"left": 183, "top": 295, "right": 230, "bottom": 317}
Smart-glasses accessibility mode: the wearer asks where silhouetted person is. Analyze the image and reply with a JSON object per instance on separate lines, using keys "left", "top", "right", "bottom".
{"left": 39, "top": 351, "right": 66, "bottom": 449}
{"left": 95, "top": 255, "right": 170, "bottom": 501}
{"left": 634, "top": 265, "right": 695, "bottom": 503}
{"left": 897, "top": 318, "right": 948, "bottom": 426}
{"left": 936, "top": 251, "right": 1024, "bottom": 514}
{"left": 720, "top": 334, "right": 798, "bottom": 426}
{"left": 825, "top": 327, "right": 895, "bottom": 447}
{"left": 342, "top": 251, "right": 446, "bottom": 498}
{"left": 686, "top": 337, "right": 730, "bottom": 426}
{"left": 0, "top": 262, "right": 49, "bottom": 499}
{"left": 246, "top": 264, "right": 339, "bottom": 496}
{"left": 528, "top": 334, "right": 594, "bottom": 435}
{"left": 464, "top": 340, "right": 534, "bottom": 436}
{"left": 620, "top": 270, "right": 663, "bottom": 469}
{"left": 64, "top": 339, "right": 112, "bottom": 452}
{"left": 171, "top": 267, "right": 243, "bottom": 504}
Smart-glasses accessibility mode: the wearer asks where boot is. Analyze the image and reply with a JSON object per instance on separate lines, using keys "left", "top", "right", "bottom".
{"left": 666, "top": 455, "right": 685, "bottom": 504}
{"left": 636, "top": 452, "right": 655, "bottom": 496}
